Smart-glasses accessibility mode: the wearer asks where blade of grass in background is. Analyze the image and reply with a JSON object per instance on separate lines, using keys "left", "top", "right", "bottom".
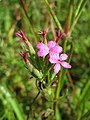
{"left": 70, "top": 0, "right": 88, "bottom": 34}
{"left": 0, "top": 83, "right": 25, "bottom": 120}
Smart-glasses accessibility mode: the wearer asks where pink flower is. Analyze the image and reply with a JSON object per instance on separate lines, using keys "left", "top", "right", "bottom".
{"left": 49, "top": 53, "right": 71, "bottom": 74}
{"left": 55, "top": 30, "right": 66, "bottom": 43}
{"left": 36, "top": 41, "right": 62, "bottom": 57}
{"left": 16, "top": 31, "right": 29, "bottom": 45}
{"left": 16, "top": 31, "right": 27, "bottom": 40}
{"left": 36, "top": 42, "right": 49, "bottom": 57}
{"left": 19, "top": 51, "right": 29, "bottom": 63}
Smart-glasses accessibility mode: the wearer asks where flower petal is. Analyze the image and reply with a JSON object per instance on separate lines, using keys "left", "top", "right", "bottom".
{"left": 37, "top": 49, "right": 49, "bottom": 57}
{"left": 37, "top": 42, "right": 49, "bottom": 57}
{"left": 54, "top": 63, "right": 61, "bottom": 74}
{"left": 49, "top": 52, "right": 59, "bottom": 63}
{"left": 48, "top": 41, "right": 56, "bottom": 49}
{"left": 51, "top": 45, "right": 62, "bottom": 53}
{"left": 36, "top": 43, "right": 48, "bottom": 49}
{"left": 49, "top": 52, "right": 59, "bottom": 60}
{"left": 60, "top": 62, "right": 71, "bottom": 68}
{"left": 49, "top": 58, "right": 58, "bottom": 63}
{"left": 59, "top": 54, "right": 68, "bottom": 61}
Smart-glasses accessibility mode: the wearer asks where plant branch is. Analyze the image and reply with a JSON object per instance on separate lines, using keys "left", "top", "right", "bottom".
{"left": 44, "top": 0, "right": 63, "bottom": 32}
{"left": 53, "top": 68, "right": 63, "bottom": 119}
{"left": 64, "top": 0, "right": 74, "bottom": 35}
{"left": 20, "top": 0, "right": 38, "bottom": 43}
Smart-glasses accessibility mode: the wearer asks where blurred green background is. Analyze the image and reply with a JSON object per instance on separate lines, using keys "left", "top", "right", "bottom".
{"left": 0, "top": 0, "right": 90, "bottom": 120}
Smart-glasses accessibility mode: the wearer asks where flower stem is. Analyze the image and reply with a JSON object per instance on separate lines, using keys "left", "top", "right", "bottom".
{"left": 44, "top": 0, "right": 63, "bottom": 32}
{"left": 53, "top": 1, "right": 74, "bottom": 119}
{"left": 20, "top": 0, "right": 38, "bottom": 43}
{"left": 64, "top": 0, "right": 74, "bottom": 35}
{"left": 57, "top": 0, "right": 62, "bottom": 20}
{"left": 56, "top": 70, "right": 63, "bottom": 99}
{"left": 53, "top": 68, "right": 63, "bottom": 119}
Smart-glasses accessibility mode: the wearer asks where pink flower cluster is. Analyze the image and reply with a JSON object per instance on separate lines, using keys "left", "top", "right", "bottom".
{"left": 36, "top": 41, "right": 71, "bottom": 74}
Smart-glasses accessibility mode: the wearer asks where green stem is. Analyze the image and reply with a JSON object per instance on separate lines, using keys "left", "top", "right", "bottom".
{"left": 53, "top": 68, "right": 63, "bottom": 119}
{"left": 53, "top": 1, "right": 74, "bottom": 119}
{"left": 63, "top": 0, "right": 74, "bottom": 67}
{"left": 20, "top": 0, "right": 38, "bottom": 43}
{"left": 27, "top": 43, "right": 36, "bottom": 55}
{"left": 0, "top": 83, "right": 25, "bottom": 120}
{"left": 56, "top": 69, "right": 63, "bottom": 98}
{"left": 64, "top": 0, "right": 74, "bottom": 35}
{"left": 57, "top": 0, "right": 62, "bottom": 19}
{"left": 44, "top": 0, "right": 63, "bottom": 32}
